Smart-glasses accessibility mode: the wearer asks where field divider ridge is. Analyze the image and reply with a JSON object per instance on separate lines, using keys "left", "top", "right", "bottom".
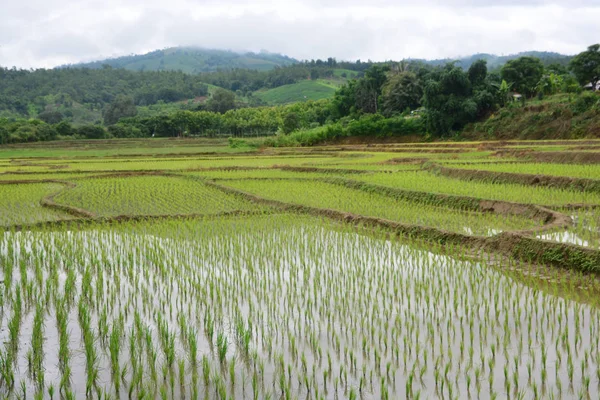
{"left": 425, "top": 163, "right": 600, "bottom": 193}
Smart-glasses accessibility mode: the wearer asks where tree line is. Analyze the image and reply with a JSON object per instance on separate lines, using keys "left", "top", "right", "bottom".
{"left": 1, "top": 45, "right": 598, "bottom": 144}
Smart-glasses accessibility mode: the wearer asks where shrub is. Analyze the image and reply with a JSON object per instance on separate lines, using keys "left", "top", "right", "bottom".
{"left": 571, "top": 92, "right": 599, "bottom": 115}
{"left": 77, "top": 125, "right": 106, "bottom": 139}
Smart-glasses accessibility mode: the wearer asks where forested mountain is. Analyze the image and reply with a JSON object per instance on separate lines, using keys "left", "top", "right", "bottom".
{"left": 67, "top": 47, "right": 298, "bottom": 73}
{"left": 0, "top": 60, "right": 354, "bottom": 123}
{"left": 0, "top": 46, "right": 582, "bottom": 131}
{"left": 414, "top": 51, "right": 572, "bottom": 71}
{"left": 0, "top": 67, "right": 210, "bottom": 121}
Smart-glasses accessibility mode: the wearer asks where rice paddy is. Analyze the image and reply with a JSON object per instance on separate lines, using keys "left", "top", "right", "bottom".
{"left": 1, "top": 138, "right": 600, "bottom": 399}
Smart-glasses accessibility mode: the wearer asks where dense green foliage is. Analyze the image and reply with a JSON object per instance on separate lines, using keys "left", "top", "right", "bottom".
{"left": 0, "top": 67, "right": 209, "bottom": 118}
{"left": 0, "top": 46, "right": 597, "bottom": 144}
{"left": 569, "top": 44, "right": 600, "bottom": 89}
{"left": 501, "top": 57, "right": 545, "bottom": 97}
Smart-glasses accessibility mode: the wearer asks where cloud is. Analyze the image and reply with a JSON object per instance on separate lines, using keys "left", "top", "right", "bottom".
{"left": 0, "top": 0, "right": 599, "bottom": 68}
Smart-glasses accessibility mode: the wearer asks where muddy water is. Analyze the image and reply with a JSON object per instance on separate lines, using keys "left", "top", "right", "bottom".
{"left": 1, "top": 218, "right": 599, "bottom": 399}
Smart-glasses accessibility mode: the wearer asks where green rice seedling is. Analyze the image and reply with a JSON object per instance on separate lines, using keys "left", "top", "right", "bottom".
{"left": 109, "top": 321, "right": 122, "bottom": 392}
{"left": 217, "top": 333, "right": 228, "bottom": 365}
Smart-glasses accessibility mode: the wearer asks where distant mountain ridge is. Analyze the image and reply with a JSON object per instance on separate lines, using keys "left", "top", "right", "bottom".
{"left": 414, "top": 51, "right": 572, "bottom": 70}
{"left": 64, "top": 47, "right": 298, "bottom": 73}
{"left": 63, "top": 47, "right": 572, "bottom": 75}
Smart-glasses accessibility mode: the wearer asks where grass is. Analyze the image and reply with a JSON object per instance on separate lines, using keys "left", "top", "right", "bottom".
{"left": 255, "top": 80, "right": 337, "bottom": 105}
{"left": 463, "top": 93, "right": 600, "bottom": 140}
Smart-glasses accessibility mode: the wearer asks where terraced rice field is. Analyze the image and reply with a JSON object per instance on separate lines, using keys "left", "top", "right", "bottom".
{"left": 1, "top": 137, "right": 600, "bottom": 399}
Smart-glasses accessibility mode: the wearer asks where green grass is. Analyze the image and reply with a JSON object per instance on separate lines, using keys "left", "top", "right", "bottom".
{"left": 332, "top": 69, "right": 359, "bottom": 79}
{"left": 54, "top": 176, "right": 264, "bottom": 217}
{"left": 255, "top": 80, "right": 337, "bottom": 105}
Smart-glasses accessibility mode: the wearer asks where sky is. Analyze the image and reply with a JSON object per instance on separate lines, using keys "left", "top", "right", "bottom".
{"left": 1, "top": 0, "right": 599, "bottom": 69}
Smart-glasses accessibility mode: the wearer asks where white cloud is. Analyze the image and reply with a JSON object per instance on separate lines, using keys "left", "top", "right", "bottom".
{"left": 0, "top": 0, "right": 598, "bottom": 68}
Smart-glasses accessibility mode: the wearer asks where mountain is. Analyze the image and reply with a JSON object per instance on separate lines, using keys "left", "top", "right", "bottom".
{"left": 412, "top": 51, "right": 572, "bottom": 70}
{"left": 66, "top": 47, "right": 298, "bottom": 73}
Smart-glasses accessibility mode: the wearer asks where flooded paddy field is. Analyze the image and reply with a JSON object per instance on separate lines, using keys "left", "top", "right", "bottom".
{"left": 2, "top": 217, "right": 600, "bottom": 399}
{"left": 1, "top": 138, "right": 600, "bottom": 399}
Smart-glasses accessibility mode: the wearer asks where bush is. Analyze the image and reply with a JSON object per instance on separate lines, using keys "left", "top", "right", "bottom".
{"left": 77, "top": 125, "right": 106, "bottom": 139}
{"left": 107, "top": 124, "right": 144, "bottom": 138}
{"left": 260, "top": 115, "right": 425, "bottom": 147}
{"left": 571, "top": 92, "right": 599, "bottom": 115}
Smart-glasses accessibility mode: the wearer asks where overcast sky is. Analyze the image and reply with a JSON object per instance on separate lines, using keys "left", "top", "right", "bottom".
{"left": 1, "top": 0, "right": 599, "bottom": 69}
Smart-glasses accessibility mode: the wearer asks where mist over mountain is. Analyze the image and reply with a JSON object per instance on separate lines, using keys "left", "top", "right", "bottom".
{"left": 61, "top": 47, "right": 572, "bottom": 74}
{"left": 62, "top": 47, "right": 298, "bottom": 73}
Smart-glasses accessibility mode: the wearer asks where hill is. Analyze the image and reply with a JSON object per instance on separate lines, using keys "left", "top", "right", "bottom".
{"left": 255, "top": 70, "right": 357, "bottom": 104}
{"left": 413, "top": 51, "right": 572, "bottom": 70}
{"left": 462, "top": 93, "right": 600, "bottom": 140}
{"left": 68, "top": 47, "right": 298, "bottom": 73}
{"left": 256, "top": 81, "right": 337, "bottom": 104}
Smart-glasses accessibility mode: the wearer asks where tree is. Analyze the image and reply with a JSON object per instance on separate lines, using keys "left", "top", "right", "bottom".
{"left": 422, "top": 64, "right": 477, "bottom": 136}
{"left": 103, "top": 95, "right": 137, "bottom": 125}
{"left": 282, "top": 112, "right": 300, "bottom": 134}
{"left": 499, "top": 80, "right": 511, "bottom": 107}
{"left": 468, "top": 60, "right": 488, "bottom": 87}
{"left": 207, "top": 88, "right": 236, "bottom": 114}
{"left": 536, "top": 73, "right": 563, "bottom": 96}
{"left": 37, "top": 110, "right": 64, "bottom": 124}
{"left": 569, "top": 44, "right": 600, "bottom": 90}
{"left": 330, "top": 80, "right": 358, "bottom": 120}
{"left": 381, "top": 72, "right": 423, "bottom": 116}
{"left": 54, "top": 120, "right": 74, "bottom": 136}
{"left": 501, "top": 57, "right": 544, "bottom": 98}
{"left": 77, "top": 125, "right": 106, "bottom": 139}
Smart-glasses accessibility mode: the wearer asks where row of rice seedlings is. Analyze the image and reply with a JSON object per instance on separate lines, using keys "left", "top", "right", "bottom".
{"left": 19, "top": 155, "right": 347, "bottom": 174}
{"left": 352, "top": 170, "right": 600, "bottom": 206}
{"left": 0, "top": 183, "right": 72, "bottom": 226}
{"left": 2, "top": 215, "right": 600, "bottom": 398}
{"left": 220, "top": 178, "right": 542, "bottom": 235}
{"left": 53, "top": 176, "right": 266, "bottom": 217}
{"left": 185, "top": 169, "right": 333, "bottom": 180}
{"left": 444, "top": 161, "right": 600, "bottom": 180}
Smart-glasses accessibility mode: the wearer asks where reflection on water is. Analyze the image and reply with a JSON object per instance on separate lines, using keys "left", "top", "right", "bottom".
{"left": 1, "top": 217, "right": 599, "bottom": 399}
